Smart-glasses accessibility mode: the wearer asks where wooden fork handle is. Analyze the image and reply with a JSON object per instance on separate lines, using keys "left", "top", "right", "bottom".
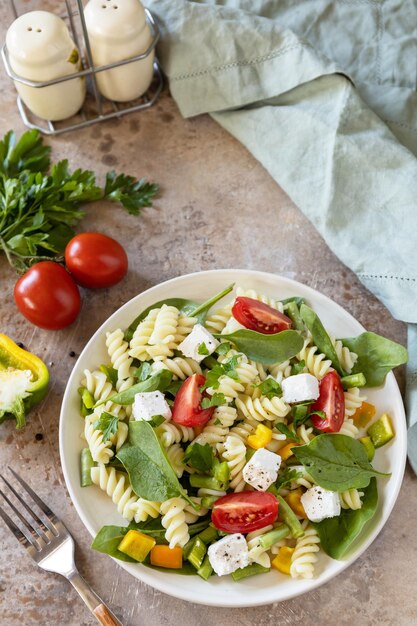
{"left": 93, "top": 603, "right": 123, "bottom": 626}
{"left": 68, "top": 570, "right": 124, "bottom": 626}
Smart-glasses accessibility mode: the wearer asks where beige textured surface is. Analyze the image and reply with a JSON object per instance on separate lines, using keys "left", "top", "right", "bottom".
{"left": 0, "top": 2, "right": 416, "bottom": 626}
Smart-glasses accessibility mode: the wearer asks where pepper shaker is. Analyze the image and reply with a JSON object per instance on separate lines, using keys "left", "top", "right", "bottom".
{"left": 6, "top": 11, "right": 86, "bottom": 122}
{"left": 84, "top": 0, "right": 155, "bottom": 102}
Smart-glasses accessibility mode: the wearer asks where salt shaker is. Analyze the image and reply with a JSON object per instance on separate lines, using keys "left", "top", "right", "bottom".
{"left": 84, "top": 0, "right": 154, "bottom": 102}
{"left": 6, "top": 11, "right": 86, "bottom": 121}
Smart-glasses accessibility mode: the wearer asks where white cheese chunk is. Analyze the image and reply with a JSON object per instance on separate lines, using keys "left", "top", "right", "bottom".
{"left": 242, "top": 448, "right": 281, "bottom": 491}
{"left": 178, "top": 323, "right": 220, "bottom": 363}
{"left": 282, "top": 373, "right": 320, "bottom": 403}
{"left": 207, "top": 533, "right": 249, "bottom": 576}
{"left": 222, "top": 316, "right": 245, "bottom": 335}
{"left": 300, "top": 486, "right": 341, "bottom": 523}
{"left": 132, "top": 391, "right": 172, "bottom": 422}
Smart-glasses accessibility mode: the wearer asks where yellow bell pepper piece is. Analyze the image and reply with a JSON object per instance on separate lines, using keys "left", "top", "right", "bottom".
{"left": 247, "top": 423, "right": 272, "bottom": 449}
{"left": 352, "top": 401, "right": 376, "bottom": 429}
{"left": 279, "top": 442, "right": 298, "bottom": 462}
{"left": 285, "top": 488, "right": 307, "bottom": 519}
{"left": 118, "top": 530, "right": 156, "bottom": 562}
{"left": 150, "top": 545, "right": 183, "bottom": 569}
{"left": 271, "top": 546, "right": 294, "bottom": 575}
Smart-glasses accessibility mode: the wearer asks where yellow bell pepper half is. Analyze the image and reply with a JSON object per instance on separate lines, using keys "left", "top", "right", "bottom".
{"left": 0, "top": 333, "right": 49, "bottom": 428}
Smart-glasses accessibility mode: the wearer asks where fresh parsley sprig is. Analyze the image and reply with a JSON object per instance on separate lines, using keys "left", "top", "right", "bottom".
{"left": 0, "top": 130, "right": 159, "bottom": 272}
{"left": 93, "top": 412, "right": 119, "bottom": 443}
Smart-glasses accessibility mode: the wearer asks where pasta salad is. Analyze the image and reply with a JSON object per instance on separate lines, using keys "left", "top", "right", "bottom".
{"left": 78, "top": 285, "right": 407, "bottom": 581}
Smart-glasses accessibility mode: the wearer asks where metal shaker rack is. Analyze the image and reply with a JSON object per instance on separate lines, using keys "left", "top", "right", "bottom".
{"left": 1, "top": 0, "right": 163, "bottom": 135}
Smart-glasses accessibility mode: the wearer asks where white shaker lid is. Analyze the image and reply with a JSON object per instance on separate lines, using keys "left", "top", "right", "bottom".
{"left": 6, "top": 11, "right": 74, "bottom": 66}
{"left": 84, "top": 0, "right": 147, "bottom": 43}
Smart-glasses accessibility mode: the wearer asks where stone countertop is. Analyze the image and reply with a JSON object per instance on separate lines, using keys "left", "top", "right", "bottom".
{"left": 0, "top": 3, "right": 416, "bottom": 626}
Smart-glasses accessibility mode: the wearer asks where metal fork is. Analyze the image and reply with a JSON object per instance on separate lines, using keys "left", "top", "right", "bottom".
{"left": 0, "top": 467, "right": 123, "bottom": 626}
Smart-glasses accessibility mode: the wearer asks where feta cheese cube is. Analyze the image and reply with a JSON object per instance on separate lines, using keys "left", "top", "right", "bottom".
{"left": 207, "top": 533, "right": 249, "bottom": 576}
{"left": 300, "top": 486, "right": 341, "bottom": 523}
{"left": 282, "top": 373, "right": 320, "bottom": 403}
{"left": 178, "top": 323, "right": 220, "bottom": 363}
{"left": 132, "top": 391, "right": 172, "bottom": 422}
{"left": 222, "top": 316, "right": 245, "bottom": 335}
{"left": 242, "top": 448, "right": 281, "bottom": 491}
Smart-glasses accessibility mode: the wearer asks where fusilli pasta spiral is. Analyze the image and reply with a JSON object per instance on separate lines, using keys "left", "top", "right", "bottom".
{"left": 160, "top": 497, "right": 189, "bottom": 548}
{"left": 106, "top": 329, "right": 132, "bottom": 381}
{"left": 222, "top": 435, "right": 247, "bottom": 492}
{"left": 290, "top": 522, "right": 320, "bottom": 579}
{"left": 298, "top": 339, "right": 333, "bottom": 379}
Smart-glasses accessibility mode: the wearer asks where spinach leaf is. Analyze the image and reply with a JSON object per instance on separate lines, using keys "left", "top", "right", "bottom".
{"left": 185, "top": 283, "right": 234, "bottom": 323}
{"left": 183, "top": 443, "right": 214, "bottom": 472}
{"left": 293, "top": 434, "right": 389, "bottom": 491}
{"left": 219, "top": 329, "right": 304, "bottom": 366}
{"left": 280, "top": 296, "right": 306, "bottom": 307}
{"left": 125, "top": 284, "right": 234, "bottom": 342}
{"left": 134, "top": 362, "right": 152, "bottom": 382}
{"left": 103, "top": 370, "right": 173, "bottom": 405}
{"left": 93, "top": 412, "right": 119, "bottom": 443}
{"left": 314, "top": 478, "right": 378, "bottom": 559}
{"left": 91, "top": 525, "right": 136, "bottom": 562}
{"left": 341, "top": 332, "right": 408, "bottom": 387}
{"left": 129, "top": 516, "right": 168, "bottom": 540}
{"left": 299, "top": 304, "right": 344, "bottom": 375}
{"left": 117, "top": 421, "right": 193, "bottom": 505}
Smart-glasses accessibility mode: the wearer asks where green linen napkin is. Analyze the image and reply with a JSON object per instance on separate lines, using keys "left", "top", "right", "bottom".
{"left": 147, "top": 0, "right": 417, "bottom": 470}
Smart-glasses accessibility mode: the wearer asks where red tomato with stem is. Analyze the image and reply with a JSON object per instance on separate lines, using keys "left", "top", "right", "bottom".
{"left": 171, "top": 374, "right": 214, "bottom": 427}
{"left": 14, "top": 261, "right": 81, "bottom": 330}
{"left": 212, "top": 492, "right": 279, "bottom": 533}
{"left": 310, "top": 371, "right": 345, "bottom": 432}
{"left": 65, "top": 232, "right": 128, "bottom": 289}
{"left": 232, "top": 297, "right": 292, "bottom": 334}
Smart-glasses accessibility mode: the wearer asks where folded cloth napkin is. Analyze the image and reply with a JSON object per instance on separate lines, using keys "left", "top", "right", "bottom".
{"left": 147, "top": 0, "right": 417, "bottom": 471}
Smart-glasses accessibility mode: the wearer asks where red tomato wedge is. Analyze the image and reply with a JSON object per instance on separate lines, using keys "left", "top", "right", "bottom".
{"left": 171, "top": 374, "right": 214, "bottom": 427}
{"left": 232, "top": 297, "right": 292, "bottom": 334}
{"left": 310, "top": 371, "right": 345, "bottom": 432}
{"left": 212, "top": 492, "right": 279, "bottom": 533}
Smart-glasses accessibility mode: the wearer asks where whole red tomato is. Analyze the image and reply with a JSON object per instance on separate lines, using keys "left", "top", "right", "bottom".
{"left": 14, "top": 262, "right": 81, "bottom": 330}
{"left": 65, "top": 232, "right": 128, "bottom": 289}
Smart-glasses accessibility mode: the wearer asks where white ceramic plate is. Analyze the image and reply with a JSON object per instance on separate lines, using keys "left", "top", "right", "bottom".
{"left": 59, "top": 269, "right": 406, "bottom": 607}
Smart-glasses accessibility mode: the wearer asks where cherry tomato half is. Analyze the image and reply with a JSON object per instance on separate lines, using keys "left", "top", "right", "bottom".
{"left": 65, "top": 232, "right": 128, "bottom": 289}
{"left": 14, "top": 261, "right": 81, "bottom": 330}
{"left": 232, "top": 297, "right": 292, "bottom": 334}
{"left": 212, "top": 492, "right": 279, "bottom": 533}
{"left": 171, "top": 374, "right": 214, "bottom": 427}
{"left": 310, "top": 371, "right": 345, "bottom": 432}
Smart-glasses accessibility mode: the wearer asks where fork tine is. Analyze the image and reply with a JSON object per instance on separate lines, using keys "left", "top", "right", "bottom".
{"left": 0, "top": 489, "right": 40, "bottom": 550}
{"left": 7, "top": 467, "right": 59, "bottom": 535}
{"left": 0, "top": 501, "right": 30, "bottom": 548}
{"left": 0, "top": 473, "right": 51, "bottom": 543}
